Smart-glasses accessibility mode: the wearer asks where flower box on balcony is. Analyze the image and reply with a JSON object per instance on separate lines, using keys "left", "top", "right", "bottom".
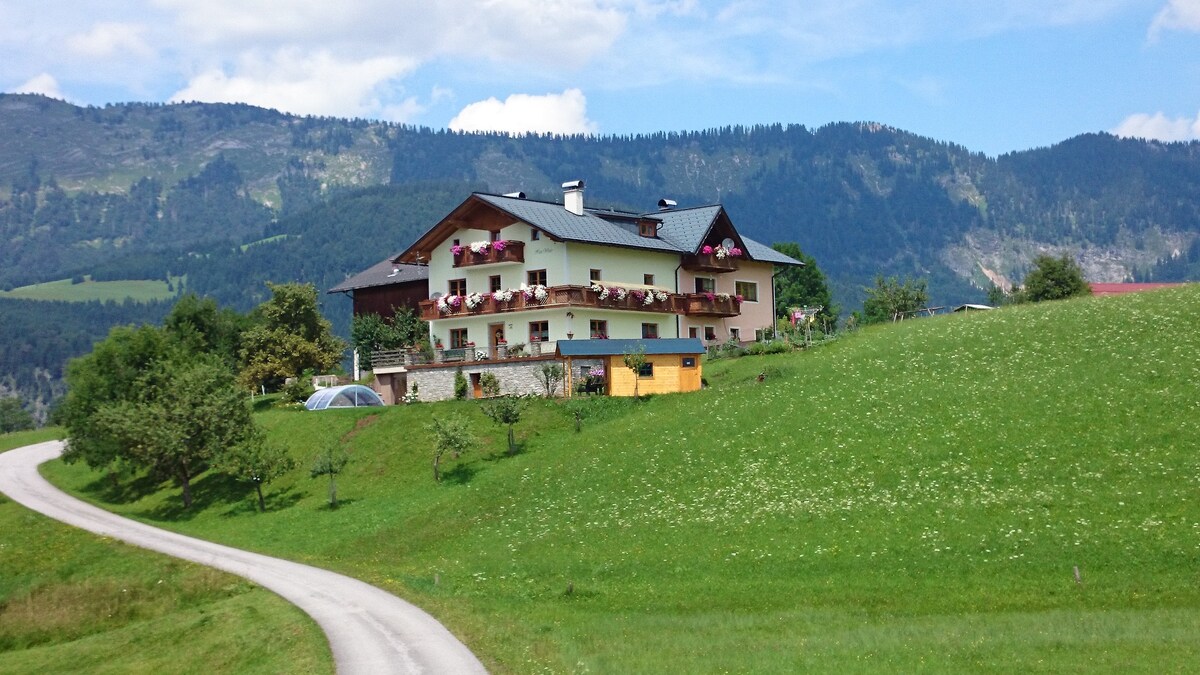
{"left": 452, "top": 240, "right": 525, "bottom": 268}
{"left": 682, "top": 293, "right": 740, "bottom": 317}
{"left": 681, "top": 252, "right": 740, "bottom": 273}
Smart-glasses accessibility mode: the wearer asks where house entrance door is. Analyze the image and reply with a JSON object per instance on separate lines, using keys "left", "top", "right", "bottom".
{"left": 489, "top": 322, "right": 505, "bottom": 358}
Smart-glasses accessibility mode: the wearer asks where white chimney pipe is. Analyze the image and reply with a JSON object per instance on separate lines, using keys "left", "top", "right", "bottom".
{"left": 562, "top": 179, "right": 585, "bottom": 215}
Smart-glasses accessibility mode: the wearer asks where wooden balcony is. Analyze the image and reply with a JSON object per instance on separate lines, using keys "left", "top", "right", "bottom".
{"left": 681, "top": 293, "right": 740, "bottom": 317}
{"left": 419, "top": 284, "right": 683, "bottom": 321}
{"left": 452, "top": 240, "right": 525, "bottom": 268}
{"left": 681, "top": 252, "right": 740, "bottom": 273}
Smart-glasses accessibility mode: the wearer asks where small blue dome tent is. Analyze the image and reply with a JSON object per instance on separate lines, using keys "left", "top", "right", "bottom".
{"left": 304, "top": 385, "right": 385, "bottom": 410}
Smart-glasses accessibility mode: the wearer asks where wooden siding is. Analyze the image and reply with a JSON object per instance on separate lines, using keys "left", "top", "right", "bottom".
{"left": 352, "top": 281, "right": 429, "bottom": 320}
{"left": 604, "top": 353, "right": 702, "bottom": 397}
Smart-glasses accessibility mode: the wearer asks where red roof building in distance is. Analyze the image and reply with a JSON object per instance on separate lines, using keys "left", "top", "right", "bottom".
{"left": 1090, "top": 282, "right": 1189, "bottom": 296}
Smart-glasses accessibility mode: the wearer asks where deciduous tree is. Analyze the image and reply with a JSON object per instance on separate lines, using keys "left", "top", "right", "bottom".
{"left": 310, "top": 446, "right": 350, "bottom": 507}
{"left": 622, "top": 346, "right": 648, "bottom": 399}
{"left": 239, "top": 282, "right": 345, "bottom": 391}
{"left": 428, "top": 416, "right": 471, "bottom": 483}
{"left": 862, "top": 275, "right": 929, "bottom": 324}
{"left": 1021, "top": 254, "right": 1090, "bottom": 302}
{"left": 220, "top": 433, "right": 297, "bottom": 512}
{"left": 0, "top": 397, "right": 34, "bottom": 433}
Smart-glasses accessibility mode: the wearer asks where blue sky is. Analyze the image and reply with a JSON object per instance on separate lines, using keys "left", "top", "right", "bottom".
{"left": 2, "top": 0, "right": 1198, "bottom": 155}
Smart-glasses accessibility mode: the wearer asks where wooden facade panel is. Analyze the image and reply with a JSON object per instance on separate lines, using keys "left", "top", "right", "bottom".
{"left": 604, "top": 354, "right": 702, "bottom": 397}
{"left": 352, "top": 281, "right": 429, "bottom": 321}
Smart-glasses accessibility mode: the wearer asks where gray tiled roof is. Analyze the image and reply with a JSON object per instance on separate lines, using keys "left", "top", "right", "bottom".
{"left": 556, "top": 338, "right": 706, "bottom": 357}
{"left": 328, "top": 259, "right": 428, "bottom": 294}
{"left": 475, "top": 194, "right": 681, "bottom": 254}
{"left": 474, "top": 194, "right": 801, "bottom": 266}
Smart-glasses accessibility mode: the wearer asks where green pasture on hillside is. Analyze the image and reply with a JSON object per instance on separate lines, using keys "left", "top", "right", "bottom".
{"left": 0, "top": 277, "right": 181, "bottom": 303}
{"left": 0, "top": 430, "right": 331, "bottom": 674}
{"left": 43, "top": 287, "right": 1200, "bottom": 673}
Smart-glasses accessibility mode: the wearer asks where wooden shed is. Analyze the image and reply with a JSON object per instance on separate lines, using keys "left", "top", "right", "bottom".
{"left": 556, "top": 338, "right": 706, "bottom": 397}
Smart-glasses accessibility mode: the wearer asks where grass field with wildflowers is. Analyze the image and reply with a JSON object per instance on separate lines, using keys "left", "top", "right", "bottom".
{"left": 42, "top": 286, "right": 1200, "bottom": 673}
{"left": 0, "top": 429, "right": 331, "bottom": 675}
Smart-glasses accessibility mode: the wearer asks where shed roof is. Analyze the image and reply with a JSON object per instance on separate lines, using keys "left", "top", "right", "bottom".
{"left": 555, "top": 338, "right": 706, "bottom": 357}
{"left": 328, "top": 259, "right": 428, "bottom": 294}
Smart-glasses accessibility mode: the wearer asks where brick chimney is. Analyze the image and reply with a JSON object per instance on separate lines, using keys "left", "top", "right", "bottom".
{"left": 562, "top": 179, "right": 584, "bottom": 215}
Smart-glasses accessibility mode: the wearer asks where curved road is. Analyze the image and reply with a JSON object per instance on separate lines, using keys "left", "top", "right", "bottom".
{"left": 0, "top": 441, "right": 487, "bottom": 675}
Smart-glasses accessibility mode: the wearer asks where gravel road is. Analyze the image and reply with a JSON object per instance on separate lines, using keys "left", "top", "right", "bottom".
{"left": 0, "top": 441, "right": 488, "bottom": 675}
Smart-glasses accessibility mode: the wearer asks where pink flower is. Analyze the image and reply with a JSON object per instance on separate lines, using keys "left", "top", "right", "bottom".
{"left": 704, "top": 292, "right": 715, "bottom": 302}
{"left": 735, "top": 294, "right": 744, "bottom": 303}
{"left": 450, "top": 245, "right": 463, "bottom": 256}
{"left": 730, "top": 247, "right": 743, "bottom": 257}
{"left": 701, "top": 245, "right": 714, "bottom": 255}
{"left": 493, "top": 239, "right": 507, "bottom": 251}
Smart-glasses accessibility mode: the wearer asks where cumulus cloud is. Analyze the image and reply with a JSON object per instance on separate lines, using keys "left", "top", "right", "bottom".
{"left": 449, "top": 89, "right": 598, "bottom": 135}
{"left": 1112, "top": 110, "right": 1200, "bottom": 142}
{"left": 170, "top": 49, "right": 415, "bottom": 119}
{"left": 67, "top": 22, "right": 152, "bottom": 58}
{"left": 1149, "top": 0, "right": 1200, "bottom": 38}
{"left": 13, "top": 73, "right": 65, "bottom": 100}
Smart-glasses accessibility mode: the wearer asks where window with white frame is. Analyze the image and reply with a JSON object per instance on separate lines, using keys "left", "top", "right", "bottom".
{"left": 735, "top": 281, "right": 758, "bottom": 302}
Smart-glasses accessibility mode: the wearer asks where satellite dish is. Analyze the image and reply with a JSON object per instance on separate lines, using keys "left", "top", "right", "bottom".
{"left": 721, "top": 237, "right": 735, "bottom": 250}
{"left": 430, "top": 291, "right": 443, "bottom": 300}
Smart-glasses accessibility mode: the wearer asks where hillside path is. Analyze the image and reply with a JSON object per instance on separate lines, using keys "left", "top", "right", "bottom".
{"left": 0, "top": 441, "right": 488, "bottom": 675}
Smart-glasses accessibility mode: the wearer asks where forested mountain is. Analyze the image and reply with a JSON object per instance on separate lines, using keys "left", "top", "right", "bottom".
{"left": 3, "top": 93, "right": 1199, "bottom": 419}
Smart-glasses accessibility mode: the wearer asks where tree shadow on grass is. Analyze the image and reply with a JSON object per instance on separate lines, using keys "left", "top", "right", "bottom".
{"left": 140, "top": 471, "right": 251, "bottom": 522}
{"left": 441, "top": 462, "right": 479, "bottom": 485}
{"left": 80, "top": 471, "right": 166, "bottom": 505}
{"left": 314, "top": 497, "right": 359, "bottom": 512}
{"left": 218, "top": 485, "right": 304, "bottom": 518}
{"left": 483, "top": 441, "right": 527, "bottom": 461}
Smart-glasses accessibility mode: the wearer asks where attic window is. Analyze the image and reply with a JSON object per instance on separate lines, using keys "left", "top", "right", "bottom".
{"left": 638, "top": 220, "right": 656, "bottom": 238}
{"left": 531, "top": 228, "right": 541, "bottom": 241}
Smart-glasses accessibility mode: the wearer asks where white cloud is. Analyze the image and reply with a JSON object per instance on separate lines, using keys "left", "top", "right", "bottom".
{"left": 67, "top": 22, "right": 152, "bottom": 58}
{"left": 13, "top": 73, "right": 65, "bottom": 100}
{"left": 152, "top": 0, "right": 624, "bottom": 67}
{"left": 1149, "top": 0, "right": 1200, "bottom": 39}
{"left": 170, "top": 49, "right": 415, "bottom": 119}
{"left": 1112, "top": 110, "right": 1200, "bottom": 141}
{"left": 449, "top": 89, "right": 598, "bottom": 135}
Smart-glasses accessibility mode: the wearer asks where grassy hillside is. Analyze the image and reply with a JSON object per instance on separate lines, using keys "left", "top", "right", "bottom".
{"left": 0, "top": 277, "right": 179, "bottom": 303}
{"left": 0, "top": 430, "right": 331, "bottom": 674}
{"left": 43, "top": 287, "right": 1200, "bottom": 672}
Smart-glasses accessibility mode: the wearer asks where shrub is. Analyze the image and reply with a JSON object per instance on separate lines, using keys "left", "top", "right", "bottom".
{"left": 282, "top": 377, "right": 314, "bottom": 403}
{"left": 454, "top": 369, "right": 468, "bottom": 399}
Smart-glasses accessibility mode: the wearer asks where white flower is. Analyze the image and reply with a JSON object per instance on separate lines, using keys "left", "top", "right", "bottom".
{"left": 655, "top": 291, "right": 669, "bottom": 302}
{"left": 598, "top": 287, "right": 610, "bottom": 300}
{"left": 465, "top": 292, "right": 487, "bottom": 309}
{"left": 614, "top": 287, "right": 627, "bottom": 300}
{"left": 468, "top": 240, "right": 490, "bottom": 254}
{"left": 643, "top": 292, "right": 655, "bottom": 306}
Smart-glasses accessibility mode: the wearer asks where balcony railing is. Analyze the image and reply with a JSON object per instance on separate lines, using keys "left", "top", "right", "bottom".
{"left": 370, "top": 340, "right": 559, "bottom": 370}
{"left": 420, "top": 284, "right": 683, "bottom": 321}
{"left": 681, "top": 252, "right": 740, "bottom": 273}
{"left": 681, "top": 293, "right": 740, "bottom": 317}
{"left": 452, "top": 240, "right": 525, "bottom": 268}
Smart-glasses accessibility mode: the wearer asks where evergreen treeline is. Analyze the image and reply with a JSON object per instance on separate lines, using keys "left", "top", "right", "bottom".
{"left": 0, "top": 297, "right": 174, "bottom": 421}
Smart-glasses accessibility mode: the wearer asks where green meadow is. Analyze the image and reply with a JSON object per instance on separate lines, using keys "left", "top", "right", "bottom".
{"left": 0, "top": 277, "right": 180, "bottom": 303}
{"left": 41, "top": 287, "right": 1200, "bottom": 673}
{"left": 0, "top": 430, "right": 331, "bottom": 675}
